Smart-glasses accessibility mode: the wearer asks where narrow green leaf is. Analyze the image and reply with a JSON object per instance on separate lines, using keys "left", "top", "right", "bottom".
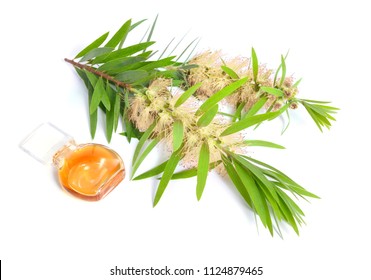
{"left": 232, "top": 102, "right": 246, "bottom": 122}
{"left": 232, "top": 155, "right": 279, "bottom": 201}
{"left": 298, "top": 99, "right": 332, "bottom": 104}
{"left": 115, "top": 70, "right": 148, "bottom": 83}
{"left": 196, "top": 77, "right": 248, "bottom": 115}
{"left": 89, "top": 94, "right": 98, "bottom": 139}
{"left": 92, "top": 42, "right": 155, "bottom": 64}
{"left": 183, "top": 38, "right": 201, "bottom": 64}
{"left": 221, "top": 155, "right": 252, "bottom": 207}
{"left": 100, "top": 87, "right": 111, "bottom": 111}
{"left": 303, "top": 106, "right": 323, "bottom": 132}
{"left": 76, "top": 69, "right": 98, "bottom": 138}
{"left": 281, "top": 109, "right": 291, "bottom": 134}
{"left": 176, "top": 37, "right": 199, "bottom": 62}
{"left": 138, "top": 56, "right": 176, "bottom": 71}
{"left": 292, "top": 78, "right": 302, "bottom": 88}
{"left": 97, "top": 56, "right": 146, "bottom": 73}
{"left": 132, "top": 121, "right": 157, "bottom": 165}
{"left": 105, "top": 83, "right": 115, "bottom": 142}
{"left": 173, "top": 120, "right": 184, "bottom": 151}
{"left": 279, "top": 55, "right": 287, "bottom": 87}
{"left": 221, "top": 65, "right": 239, "bottom": 79}
{"left": 75, "top": 32, "right": 109, "bottom": 59}
{"left": 277, "top": 195, "right": 299, "bottom": 234}
{"left": 274, "top": 50, "right": 289, "bottom": 86}
{"left": 251, "top": 47, "right": 258, "bottom": 82}
{"left": 243, "top": 97, "right": 268, "bottom": 119}
{"left": 242, "top": 155, "right": 319, "bottom": 199}
{"left": 196, "top": 142, "right": 210, "bottom": 200}
{"left": 131, "top": 138, "right": 160, "bottom": 178}
{"left": 84, "top": 70, "right": 98, "bottom": 87}
{"left": 260, "top": 86, "right": 284, "bottom": 97}
{"left": 221, "top": 110, "right": 281, "bottom": 136}
{"left": 234, "top": 160, "right": 269, "bottom": 227}
{"left": 158, "top": 37, "right": 175, "bottom": 59}
{"left": 153, "top": 150, "right": 181, "bottom": 206}
{"left": 129, "top": 19, "right": 147, "bottom": 31}
{"left": 197, "top": 104, "right": 218, "bottom": 127}
{"left": 170, "top": 161, "right": 221, "bottom": 180}
{"left": 80, "top": 47, "right": 114, "bottom": 62}
{"left": 146, "top": 15, "right": 158, "bottom": 43}
{"left": 113, "top": 93, "right": 121, "bottom": 132}
{"left": 174, "top": 83, "right": 202, "bottom": 107}
{"left": 133, "top": 160, "right": 168, "bottom": 180}
{"left": 105, "top": 19, "right": 131, "bottom": 48}
{"left": 89, "top": 78, "right": 105, "bottom": 114}
{"left": 244, "top": 140, "right": 285, "bottom": 149}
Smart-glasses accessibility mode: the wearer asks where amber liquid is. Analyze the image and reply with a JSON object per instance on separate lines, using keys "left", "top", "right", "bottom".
{"left": 56, "top": 144, "right": 125, "bottom": 201}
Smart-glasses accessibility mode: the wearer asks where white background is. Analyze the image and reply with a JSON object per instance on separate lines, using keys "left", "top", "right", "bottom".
{"left": 0, "top": 0, "right": 370, "bottom": 279}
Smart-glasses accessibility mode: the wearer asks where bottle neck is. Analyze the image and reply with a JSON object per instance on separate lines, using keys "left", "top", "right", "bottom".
{"left": 52, "top": 140, "right": 77, "bottom": 168}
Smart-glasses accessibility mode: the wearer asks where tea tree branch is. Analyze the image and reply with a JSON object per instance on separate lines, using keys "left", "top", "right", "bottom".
{"left": 64, "top": 58, "right": 132, "bottom": 91}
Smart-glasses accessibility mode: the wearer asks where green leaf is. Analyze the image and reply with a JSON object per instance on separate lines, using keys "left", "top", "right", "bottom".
{"left": 277, "top": 194, "right": 299, "bottom": 235}
{"left": 221, "top": 65, "right": 239, "bottom": 79}
{"left": 105, "top": 83, "right": 115, "bottom": 142}
{"left": 89, "top": 94, "right": 98, "bottom": 139}
{"left": 279, "top": 55, "right": 286, "bottom": 87}
{"left": 244, "top": 140, "right": 285, "bottom": 149}
{"left": 177, "top": 37, "right": 199, "bottom": 62}
{"left": 232, "top": 155, "right": 279, "bottom": 201}
{"left": 146, "top": 15, "right": 158, "bottom": 44}
{"left": 172, "top": 120, "right": 184, "bottom": 151}
{"left": 77, "top": 69, "right": 98, "bottom": 139}
{"left": 84, "top": 70, "right": 98, "bottom": 87}
{"left": 170, "top": 161, "right": 221, "bottom": 180}
{"left": 131, "top": 138, "right": 160, "bottom": 179}
{"left": 101, "top": 87, "right": 111, "bottom": 112}
{"left": 251, "top": 47, "right": 258, "bottom": 83}
{"left": 281, "top": 109, "right": 291, "bottom": 134}
{"left": 89, "top": 77, "right": 106, "bottom": 114}
{"left": 196, "top": 142, "right": 210, "bottom": 200}
{"left": 234, "top": 160, "right": 269, "bottom": 227}
{"left": 158, "top": 37, "right": 175, "bottom": 59}
{"left": 97, "top": 56, "right": 146, "bottom": 73}
{"left": 132, "top": 121, "right": 157, "bottom": 166}
{"left": 153, "top": 150, "right": 181, "bottom": 206}
{"left": 92, "top": 42, "right": 155, "bottom": 64}
{"left": 260, "top": 86, "right": 284, "bottom": 97}
{"left": 129, "top": 19, "right": 147, "bottom": 31}
{"left": 197, "top": 104, "right": 218, "bottom": 127}
{"left": 232, "top": 102, "right": 246, "bottom": 122}
{"left": 196, "top": 77, "right": 248, "bottom": 116}
{"left": 113, "top": 92, "right": 121, "bottom": 132}
{"left": 80, "top": 47, "right": 114, "bottom": 62}
{"left": 115, "top": 70, "right": 148, "bottom": 83}
{"left": 273, "top": 50, "right": 289, "bottom": 86}
{"left": 105, "top": 19, "right": 131, "bottom": 48}
{"left": 133, "top": 160, "right": 168, "bottom": 180}
{"left": 243, "top": 97, "right": 268, "bottom": 119}
{"left": 174, "top": 83, "right": 202, "bottom": 107}
{"left": 241, "top": 155, "right": 320, "bottom": 199}
{"left": 138, "top": 56, "right": 176, "bottom": 71}
{"left": 221, "top": 155, "right": 252, "bottom": 207}
{"left": 75, "top": 32, "right": 109, "bottom": 59}
{"left": 221, "top": 109, "right": 283, "bottom": 136}
{"left": 292, "top": 78, "right": 302, "bottom": 88}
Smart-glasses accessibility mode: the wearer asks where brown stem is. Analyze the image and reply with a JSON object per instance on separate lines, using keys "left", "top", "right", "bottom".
{"left": 64, "top": 58, "right": 132, "bottom": 91}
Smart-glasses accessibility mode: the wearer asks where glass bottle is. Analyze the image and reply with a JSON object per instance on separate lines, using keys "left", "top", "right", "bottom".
{"left": 20, "top": 123, "right": 125, "bottom": 201}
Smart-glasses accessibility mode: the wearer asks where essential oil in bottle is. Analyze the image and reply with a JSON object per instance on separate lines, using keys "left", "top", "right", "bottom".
{"left": 20, "top": 123, "right": 125, "bottom": 201}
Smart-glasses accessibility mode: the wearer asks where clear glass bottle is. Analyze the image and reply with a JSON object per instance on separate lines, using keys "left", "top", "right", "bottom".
{"left": 20, "top": 123, "right": 125, "bottom": 201}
